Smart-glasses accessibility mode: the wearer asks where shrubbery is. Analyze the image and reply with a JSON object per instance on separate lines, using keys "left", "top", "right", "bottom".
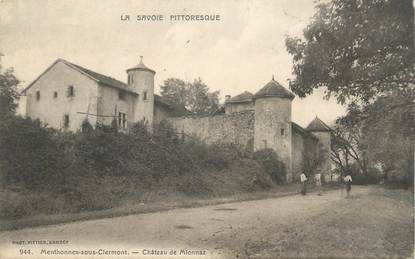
{"left": 0, "top": 116, "right": 67, "bottom": 192}
{"left": 0, "top": 115, "right": 283, "bottom": 219}
{"left": 253, "top": 149, "right": 287, "bottom": 184}
{"left": 340, "top": 163, "right": 382, "bottom": 185}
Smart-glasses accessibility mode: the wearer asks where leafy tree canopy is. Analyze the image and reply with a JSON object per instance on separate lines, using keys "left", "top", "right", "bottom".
{"left": 330, "top": 89, "right": 414, "bottom": 185}
{"left": 360, "top": 90, "right": 414, "bottom": 185}
{"left": 0, "top": 59, "right": 20, "bottom": 117}
{"left": 160, "top": 77, "right": 220, "bottom": 115}
{"left": 286, "top": 0, "right": 414, "bottom": 104}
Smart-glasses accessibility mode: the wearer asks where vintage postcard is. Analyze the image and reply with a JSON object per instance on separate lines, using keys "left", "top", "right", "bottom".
{"left": 0, "top": 0, "right": 413, "bottom": 258}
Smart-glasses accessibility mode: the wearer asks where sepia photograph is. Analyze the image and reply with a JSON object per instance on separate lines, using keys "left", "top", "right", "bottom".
{"left": 0, "top": 0, "right": 414, "bottom": 258}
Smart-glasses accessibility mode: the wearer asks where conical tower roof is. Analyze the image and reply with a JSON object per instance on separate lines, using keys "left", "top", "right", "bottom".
{"left": 306, "top": 117, "right": 331, "bottom": 132}
{"left": 253, "top": 76, "right": 295, "bottom": 100}
{"left": 126, "top": 56, "right": 155, "bottom": 74}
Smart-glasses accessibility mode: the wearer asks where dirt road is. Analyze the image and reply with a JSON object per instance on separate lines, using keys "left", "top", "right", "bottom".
{"left": 0, "top": 186, "right": 412, "bottom": 259}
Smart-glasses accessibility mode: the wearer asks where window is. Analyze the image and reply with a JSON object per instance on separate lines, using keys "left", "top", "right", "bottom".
{"left": 63, "top": 114, "right": 70, "bottom": 128}
{"left": 128, "top": 75, "right": 134, "bottom": 84}
{"left": 281, "top": 128, "right": 285, "bottom": 136}
{"left": 36, "top": 91, "right": 40, "bottom": 101}
{"left": 67, "top": 85, "right": 74, "bottom": 97}
{"left": 262, "top": 140, "right": 267, "bottom": 149}
{"left": 118, "top": 112, "right": 127, "bottom": 129}
{"left": 118, "top": 90, "right": 126, "bottom": 100}
{"left": 53, "top": 91, "right": 58, "bottom": 98}
{"left": 143, "top": 91, "right": 148, "bottom": 101}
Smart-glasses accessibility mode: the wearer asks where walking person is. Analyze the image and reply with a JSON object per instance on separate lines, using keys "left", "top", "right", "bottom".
{"left": 315, "top": 172, "right": 322, "bottom": 196}
{"left": 344, "top": 174, "right": 353, "bottom": 198}
{"left": 300, "top": 172, "right": 307, "bottom": 195}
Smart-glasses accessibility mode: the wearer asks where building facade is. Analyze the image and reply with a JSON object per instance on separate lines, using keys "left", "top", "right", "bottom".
{"left": 21, "top": 57, "right": 182, "bottom": 132}
{"left": 167, "top": 79, "right": 332, "bottom": 182}
{"left": 22, "top": 58, "right": 332, "bottom": 182}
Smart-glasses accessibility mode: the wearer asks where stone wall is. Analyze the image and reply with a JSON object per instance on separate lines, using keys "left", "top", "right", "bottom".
{"left": 292, "top": 127, "right": 319, "bottom": 181}
{"left": 166, "top": 110, "right": 255, "bottom": 150}
{"left": 311, "top": 131, "right": 332, "bottom": 181}
{"left": 292, "top": 130, "right": 305, "bottom": 181}
{"left": 153, "top": 104, "right": 172, "bottom": 131}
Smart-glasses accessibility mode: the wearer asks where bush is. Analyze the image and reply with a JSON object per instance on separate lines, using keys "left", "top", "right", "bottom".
{"left": 346, "top": 164, "right": 382, "bottom": 185}
{"left": 253, "top": 149, "right": 286, "bottom": 184}
{"left": 0, "top": 116, "right": 67, "bottom": 192}
{"left": 0, "top": 190, "right": 67, "bottom": 219}
{"left": 204, "top": 143, "right": 244, "bottom": 169}
{"left": 0, "top": 116, "right": 283, "bottom": 218}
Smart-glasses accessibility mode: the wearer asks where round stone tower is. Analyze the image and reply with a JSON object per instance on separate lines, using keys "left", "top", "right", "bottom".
{"left": 306, "top": 116, "right": 332, "bottom": 182}
{"left": 126, "top": 56, "right": 155, "bottom": 131}
{"left": 253, "top": 76, "right": 295, "bottom": 182}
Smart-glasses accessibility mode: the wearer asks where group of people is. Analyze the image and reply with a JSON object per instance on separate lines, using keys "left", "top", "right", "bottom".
{"left": 300, "top": 172, "right": 353, "bottom": 198}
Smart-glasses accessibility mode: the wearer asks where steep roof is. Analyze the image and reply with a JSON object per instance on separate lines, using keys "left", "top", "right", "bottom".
{"left": 66, "top": 60, "right": 140, "bottom": 95}
{"left": 253, "top": 77, "right": 295, "bottom": 100}
{"left": 126, "top": 56, "right": 155, "bottom": 74}
{"left": 306, "top": 117, "right": 331, "bottom": 132}
{"left": 226, "top": 91, "right": 253, "bottom": 103}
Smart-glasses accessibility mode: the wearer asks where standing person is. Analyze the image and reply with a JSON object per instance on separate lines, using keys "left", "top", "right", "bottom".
{"left": 315, "top": 173, "right": 322, "bottom": 196}
{"left": 300, "top": 172, "right": 307, "bottom": 195}
{"left": 344, "top": 174, "right": 353, "bottom": 198}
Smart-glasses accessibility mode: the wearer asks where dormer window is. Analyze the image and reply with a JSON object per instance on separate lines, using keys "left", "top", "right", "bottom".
{"left": 36, "top": 91, "right": 40, "bottom": 101}
{"left": 67, "top": 85, "right": 74, "bottom": 97}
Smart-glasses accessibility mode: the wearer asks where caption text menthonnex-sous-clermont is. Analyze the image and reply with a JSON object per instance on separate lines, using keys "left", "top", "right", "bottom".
{"left": 121, "top": 14, "right": 221, "bottom": 22}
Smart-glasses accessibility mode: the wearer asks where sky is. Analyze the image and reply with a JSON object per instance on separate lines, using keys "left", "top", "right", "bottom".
{"left": 0, "top": 0, "right": 345, "bottom": 127}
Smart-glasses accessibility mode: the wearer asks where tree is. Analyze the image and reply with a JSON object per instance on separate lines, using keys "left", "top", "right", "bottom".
{"left": 159, "top": 78, "right": 188, "bottom": 108}
{"left": 330, "top": 105, "right": 369, "bottom": 180}
{"left": 360, "top": 90, "right": 414, "bottom": 186}
{"left": 330, "top": 90, "right": 414, "bottom": 186}
{"left": 0, "top": 59, "right": 20, "bottom": 118}
{"left": 286, "top": 0, "right": 414, "bottom": 187}
{"left": 160, "top": 77, "right": 220, "bottom": 115}
{"left": 285, "top": 0, "right": 414, "bottom": 104}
